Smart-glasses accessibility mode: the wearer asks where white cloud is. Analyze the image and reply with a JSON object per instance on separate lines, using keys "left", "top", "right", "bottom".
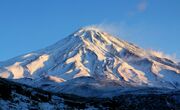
{"left": 148, "top": 49, "right": 180, "bottom": 63}
{"left": 88, "top": 22, "right": 125, "bottom": 37}
{"left": 128, "top": 0, "right": 148, "bottom": 17}
{"left": 137, "top": 0, "right": 147, "bottom": 12}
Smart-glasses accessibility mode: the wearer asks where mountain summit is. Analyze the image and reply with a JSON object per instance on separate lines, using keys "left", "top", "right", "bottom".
{"left": 0, "top": 26, "right": 180, "bottom": 94}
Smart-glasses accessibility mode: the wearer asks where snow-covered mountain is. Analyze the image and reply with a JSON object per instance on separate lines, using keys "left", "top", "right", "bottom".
{"left": 0, "top": 26, "right": 180, "bottom": 92}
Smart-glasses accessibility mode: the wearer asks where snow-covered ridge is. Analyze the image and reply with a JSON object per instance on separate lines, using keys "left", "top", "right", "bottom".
{"left": 0, "top": 26, "right": 180, "bottom": 90}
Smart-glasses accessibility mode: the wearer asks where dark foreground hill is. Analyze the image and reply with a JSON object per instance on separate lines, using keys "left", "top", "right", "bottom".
{"left": 0, "top": 78, "right": 180, "bottom": 110}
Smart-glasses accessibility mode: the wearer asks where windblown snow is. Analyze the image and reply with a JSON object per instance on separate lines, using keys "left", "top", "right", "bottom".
{"left": 0, "top": 26, "right": 180, "bottom": 92}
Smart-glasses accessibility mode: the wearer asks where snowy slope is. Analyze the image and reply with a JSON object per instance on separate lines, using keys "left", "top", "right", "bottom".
{"left": 0, "top": 26, "right": 180, "bottom": 91}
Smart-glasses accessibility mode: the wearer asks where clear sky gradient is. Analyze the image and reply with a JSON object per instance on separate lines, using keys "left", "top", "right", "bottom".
{"left": 0, "top": 0, "right": 180, "bottom": 61}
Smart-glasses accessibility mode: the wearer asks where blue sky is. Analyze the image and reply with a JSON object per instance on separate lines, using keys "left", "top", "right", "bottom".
{"left": 0, "top": 0, "right": 180, "bottom": 61}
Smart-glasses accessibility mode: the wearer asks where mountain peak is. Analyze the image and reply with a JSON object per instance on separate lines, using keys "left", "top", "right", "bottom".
{"left": 73, "top": 26, "right": 105, "bottom": 37}
{"left": 72, "top": 26, "right": 111, "bottom": 44}
{"left": 79, "top": 26, "right": 104, "bottom": 32}
{"left": 0, "top": 26, "right": 180, "bottom": 90}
